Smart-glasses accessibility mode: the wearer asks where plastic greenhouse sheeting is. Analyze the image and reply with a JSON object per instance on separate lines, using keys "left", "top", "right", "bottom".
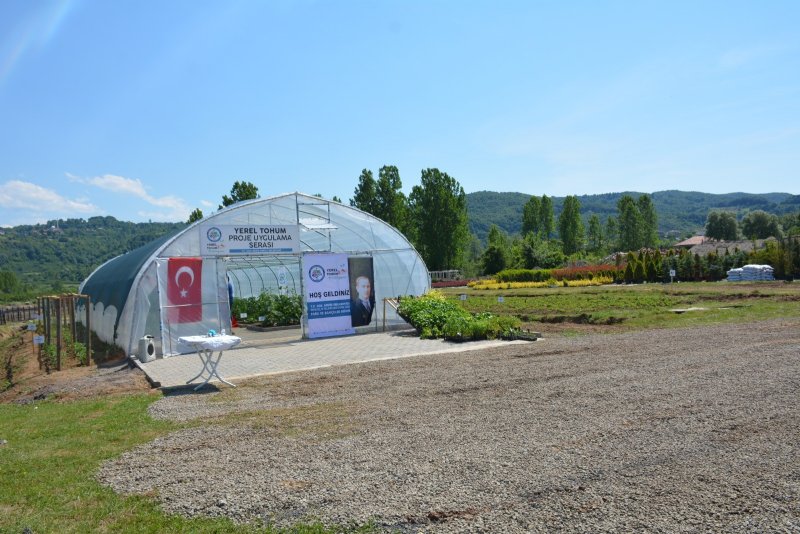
{"left": 78, "top": 192, "right": 430, "bottom": 357}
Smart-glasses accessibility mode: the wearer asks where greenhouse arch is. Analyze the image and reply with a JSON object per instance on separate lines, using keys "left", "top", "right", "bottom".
{"left": 79, "top": 192, "right": 430, "bottom": 357}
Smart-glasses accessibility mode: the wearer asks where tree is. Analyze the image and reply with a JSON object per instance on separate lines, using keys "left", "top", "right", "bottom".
{"left": 539, "top": 195, "right": 555, "bottom": 238}
{"left": 617, "top": 195, "right": 642, "bottom": 251}
{"left": 637, "top": 194, "right": 659, "bottom": 248}
{"left": 350, "top": 169, "right": 378, "bottom": 214}
{"left": 587, "top": 214, "right": 603, "bottom": 252}
{"left": 463, "top": 234, "right": 484, "bottom": 278}
{"left": 519, "top": 233, "right": 565, "bottom": 269}
{"left": 558, "top": 195, "right": 585, "bottom": 255}
{"left": 0, "top": 270, "right": 20, "bottom": 294}
{"left": 521, "top": 196, "right": 541, "bottom": 236}
{"left": 605, "top": 216, "right": 619, "bottom": 250}
{"left": 741, "top": 210, "right": 783, "bottom": 239}
{"left": 705, "top": 211, "right": 738, "bottom": 241}
{"left": 219, "top": 181, "right": 259, "bottom": 209}
{"left": 408, "top": 168, "right": 469, "bottom": 270}
{"left": 332, "top": 195, "right": 342, "bottom": 203}
{"left": 481, "top": 225, "right": 509, "bottom": 274}
{"left": 187, "top": 208, "right": 203, "bottom": 224}
{"left": 375, "top": 165, "right": 408, "bottom": 232}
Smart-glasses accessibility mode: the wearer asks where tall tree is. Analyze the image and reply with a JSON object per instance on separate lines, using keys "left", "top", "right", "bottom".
{"left": 637, "top": 194, "right": 659, "bottom": 247}
{"left": 587, "top": 214, "right": 603, "bottom": 252}
{"left": 481, "top": 224, "right": 509, "bottom": 274}
{"left": 521, "top": 196, "right": 541, "bottom": 235}
{"left": 539, "top": 195, "right": 555, "bottom": 238}
{"left": 187, "top": 208, "right": 203, "bottom": 224}
{"left": 558, "top": 195, "right": 585, "bottom": 255}
{"left": 705, "top": 211, "right": 738, "bottom": 240}
{"left": 350, "top": 169, "right": 378, "bottom": 214}
{"left": 219, "top": 180, "right": 259, "bottom": 209}
{"left": 408, "top": 168, "right": 469, "bottom": 270}
{"left": 741, "top": 210, "right": 783, "bottom": 239}
{"left": 605, "top": 216, "right": 619, "bottom": 250}
{"left": 617, "top": 195, "right": 643, "bottom": 251}
{"left": 375, "top": 165, "right": 408, "bottom": 232}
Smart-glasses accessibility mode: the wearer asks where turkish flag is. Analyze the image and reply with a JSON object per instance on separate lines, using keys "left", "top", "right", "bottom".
{"left": 167, "top": 257, "right": 203, "bottom": 323}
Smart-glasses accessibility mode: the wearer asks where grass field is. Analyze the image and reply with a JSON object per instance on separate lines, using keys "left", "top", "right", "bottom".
{"left": 1, "top": 281, "right": 798, "bottom": 532}
{"left": 0, "top": 390, "right": 374, "bottom": 533}
{"left": 443, "top": 281, "right": 800, "bottom": 333}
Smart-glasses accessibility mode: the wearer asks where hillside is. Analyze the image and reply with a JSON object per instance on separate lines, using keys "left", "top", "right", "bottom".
{"left": 0, "top": 216, "right": 185, "bottom": 290}
{"left": 467, "top": 190, "right": 800, "bottom": 243}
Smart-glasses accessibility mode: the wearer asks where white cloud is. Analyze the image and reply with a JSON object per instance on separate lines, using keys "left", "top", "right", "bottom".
{"left": 69, "top": 173, "right": 191, "bottom": 221}
{"left": 0, "top": 180, "right": 97, "bottom": 213}
{"left": 199, "top": 199, "right": 214, "bottom": 208}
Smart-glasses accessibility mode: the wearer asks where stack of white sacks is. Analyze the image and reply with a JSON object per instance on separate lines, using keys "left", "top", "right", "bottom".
{"left": 726, "top": 264, "right": 775, "bottom": 281}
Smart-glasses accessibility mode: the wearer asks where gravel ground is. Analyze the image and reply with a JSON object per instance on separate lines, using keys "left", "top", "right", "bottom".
{"left": 98, "top": 319, "right": 800, "bottom": 532}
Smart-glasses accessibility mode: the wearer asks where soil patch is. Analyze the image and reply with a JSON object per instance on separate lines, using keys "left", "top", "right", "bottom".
{"left": 0, "top": 325, "right": 152, "bottom": 404}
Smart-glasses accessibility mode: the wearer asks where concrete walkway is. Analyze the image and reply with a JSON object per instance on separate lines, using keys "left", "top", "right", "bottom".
{"left": 137, "top": 329, "right": 530, "bottom": 389}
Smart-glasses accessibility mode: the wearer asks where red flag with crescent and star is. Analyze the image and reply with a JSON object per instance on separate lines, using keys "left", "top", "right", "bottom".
{"left": 167, "top": 257, "right": 203, "bottom": 323}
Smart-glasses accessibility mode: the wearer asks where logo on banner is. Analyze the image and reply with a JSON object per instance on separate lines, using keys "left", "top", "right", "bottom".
{"left": 308, "top": 265, "right": 325, "bottom": 282}
{"left": 167, "top": 258, "right": 203, "bottom": 323}
{"left": 206, "top": 227, "right": 222, "bottom": 242}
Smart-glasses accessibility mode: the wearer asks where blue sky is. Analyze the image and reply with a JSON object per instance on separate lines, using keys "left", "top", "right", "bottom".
{"left": 1, "top": 0, "right": 798, "bottom": 226}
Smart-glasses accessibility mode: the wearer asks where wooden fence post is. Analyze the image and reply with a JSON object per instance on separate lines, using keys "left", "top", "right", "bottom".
{"left": 69, "top": 296, "right": 76, "bottom": 349}
{"left": 44, "top": 299, "right": 51, "bottom": 346}
{"left": 56, "top": 300, "right": 62, "bottom": 372}
{"left": 85, "top": 295, "right": 92, "bottom": 366}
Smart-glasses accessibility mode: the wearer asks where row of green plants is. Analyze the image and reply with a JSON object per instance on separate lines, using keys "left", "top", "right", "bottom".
{"left": 231, "top": 291, "right": 303, "bottom": 327}
{"left": 397, "top": 290, "right": 520, "bottom": 341}
{"left": 38, "top": 326, "right": 88, "bottom": 372}
{"left": 494, "top": 264, "right": 621, "bottom": 283}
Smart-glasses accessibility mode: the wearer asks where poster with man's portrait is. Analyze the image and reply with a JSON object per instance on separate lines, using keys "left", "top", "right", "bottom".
{"left": 348, "top": 256, "right": 375, "bottom": 327}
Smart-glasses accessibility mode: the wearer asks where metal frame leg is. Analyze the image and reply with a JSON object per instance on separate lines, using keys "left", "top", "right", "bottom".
{"left": 192, "top": 349, "right": 236, "bottom": 391}
{"left": 186, "top": 348, "right": 213, "bottom": 385}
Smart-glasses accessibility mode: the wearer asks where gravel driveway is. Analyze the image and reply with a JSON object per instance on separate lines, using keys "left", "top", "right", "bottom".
{"left": 98, "top": 319, "right": 800, "bottom": 532}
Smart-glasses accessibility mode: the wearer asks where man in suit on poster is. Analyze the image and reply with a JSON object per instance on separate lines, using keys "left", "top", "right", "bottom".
{"left": 350, "top": 275, "right": 374, "bottom": 326}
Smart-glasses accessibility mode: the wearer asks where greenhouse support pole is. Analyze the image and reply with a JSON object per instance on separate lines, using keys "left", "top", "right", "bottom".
{"left": 299, "top": 251, "right": 306, "bottom": 339}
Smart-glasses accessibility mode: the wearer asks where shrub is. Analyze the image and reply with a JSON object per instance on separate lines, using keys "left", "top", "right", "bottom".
{"left": 495, "top": 269, "right": 552, "bottom": 283}
{"left": 470, "top": 280, "right": 558, "bottom": 290}
{"left": 398, "top": 291, "right": 521, "bottom": 341}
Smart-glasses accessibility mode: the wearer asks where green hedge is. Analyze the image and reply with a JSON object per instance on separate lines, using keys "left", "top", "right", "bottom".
{"left": 495, "top": 268, "right": 552, "bottom": 283}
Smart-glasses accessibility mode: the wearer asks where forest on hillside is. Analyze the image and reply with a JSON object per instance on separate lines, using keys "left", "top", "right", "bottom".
{"left": 467, "top": 190, "right": 800, "bottom": 243}
{"left": 0, "top": 216, "right": 184, "bottom": 296}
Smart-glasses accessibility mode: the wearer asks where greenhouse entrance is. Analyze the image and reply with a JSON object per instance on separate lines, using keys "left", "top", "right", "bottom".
{"left": 225, "top": 254, "right": 304, "bottom": 345}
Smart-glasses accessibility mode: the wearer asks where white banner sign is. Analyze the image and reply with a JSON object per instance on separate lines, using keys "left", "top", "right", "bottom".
{"left": 303, "top": 253, "right": 355, "bottom": 339}
{"left": 201, "top": 224, "right": 299, "bottom": 256}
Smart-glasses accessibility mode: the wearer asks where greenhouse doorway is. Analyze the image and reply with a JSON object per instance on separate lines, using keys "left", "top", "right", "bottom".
{"left": 225, "top": 254, "right": 304, "bottom": 347}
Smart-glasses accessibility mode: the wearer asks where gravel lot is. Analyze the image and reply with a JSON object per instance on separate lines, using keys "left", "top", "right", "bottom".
{"left": 98, "top": 319, "right": 800, "bottom": 532}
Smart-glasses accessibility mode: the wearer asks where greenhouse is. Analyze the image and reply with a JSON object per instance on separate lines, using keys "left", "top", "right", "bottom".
{"left": 79, "top": 192, "right": 430, "bottom": 357}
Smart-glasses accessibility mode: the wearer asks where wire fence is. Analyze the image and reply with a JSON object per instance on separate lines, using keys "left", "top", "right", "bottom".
{"left": 0, "top": 304, "right": 38, "bottom": 325}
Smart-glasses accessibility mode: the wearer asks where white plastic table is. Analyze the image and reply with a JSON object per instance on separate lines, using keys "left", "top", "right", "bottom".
{"left": 178, "top": 335, "right": 242, "bottom": 391}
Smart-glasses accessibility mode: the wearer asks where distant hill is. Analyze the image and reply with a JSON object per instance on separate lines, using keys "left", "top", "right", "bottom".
{"left": 0, "top": 216, "right": 185, "bottom": 289}
{"left": 467, "top": 190, "right": 800, "bottom": 243}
